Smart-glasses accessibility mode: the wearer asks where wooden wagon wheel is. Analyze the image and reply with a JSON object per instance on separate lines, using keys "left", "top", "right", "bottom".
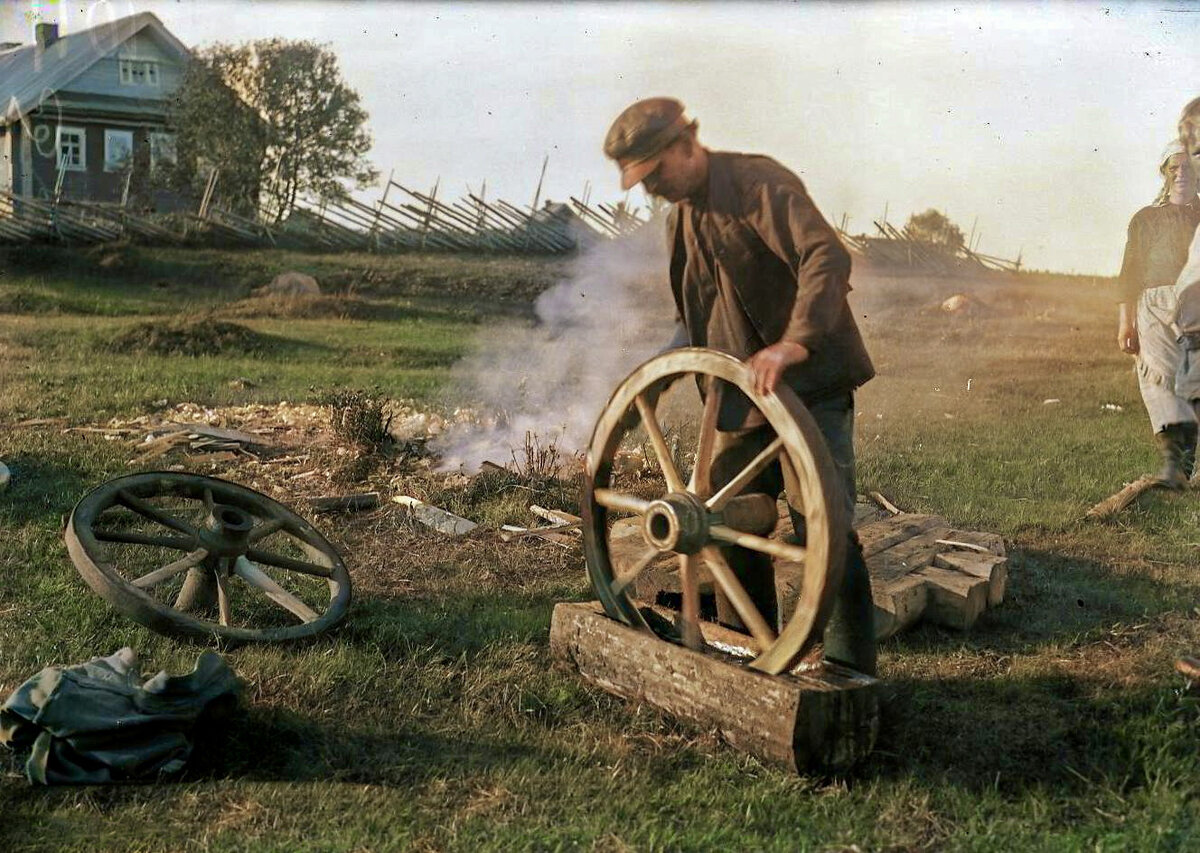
{"left": 65, "top": 472, "right": 352, "bottom": 642}
{"left": 582, "top": 348, "right": 848, "bottom": 675}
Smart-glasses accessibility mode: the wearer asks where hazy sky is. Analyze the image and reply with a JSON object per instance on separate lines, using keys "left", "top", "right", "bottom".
{"left": 6, "top": 0, "right": 1200, "bottom": 274}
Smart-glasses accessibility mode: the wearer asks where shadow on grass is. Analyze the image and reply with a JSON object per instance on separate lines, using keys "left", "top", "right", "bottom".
{"left": 868, "top": 673, "right": 1199, "bottom": 798}
{"left": 884, "top": 546, "right": 1189, "bottom": 660}
{"left": 0, "top": 452, "right": 92, "bottom": 527}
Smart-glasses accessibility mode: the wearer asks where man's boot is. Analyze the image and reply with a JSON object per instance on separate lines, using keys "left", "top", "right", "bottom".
{"left": 823, "top": 535, "right": 877, "bottom": 677}
{"left": 1182, "top": 422, "right": 1199, "bottom": 482}
{"left": 1155, "top": 424, "right": 1190, "bottom": 489}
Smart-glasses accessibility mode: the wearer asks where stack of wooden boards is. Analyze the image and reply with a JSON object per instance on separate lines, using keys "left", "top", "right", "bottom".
{"left": 610, "top": 504, "right": 1007, "bottom": 640}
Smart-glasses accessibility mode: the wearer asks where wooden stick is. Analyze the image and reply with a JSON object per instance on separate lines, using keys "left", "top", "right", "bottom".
{"left": 868, "top": 491, "right": 903, "bottom": 515}
{"left": 530, "top": 505, "right": 581, "bottom": 526}
{"left": 934, "top": 539, "right": 992, "bottom": 554}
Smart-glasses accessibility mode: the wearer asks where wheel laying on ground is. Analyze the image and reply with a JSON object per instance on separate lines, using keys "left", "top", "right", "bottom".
{"left": 65, "top": 472, "right": 351, "bottom": 642}
{"left": 582, "top": 348, "right": 848, "bottom": 675}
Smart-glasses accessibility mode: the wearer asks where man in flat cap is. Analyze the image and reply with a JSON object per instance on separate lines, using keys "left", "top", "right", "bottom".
{"left": 604, "top": 97, "right": 876, "bottom": 675}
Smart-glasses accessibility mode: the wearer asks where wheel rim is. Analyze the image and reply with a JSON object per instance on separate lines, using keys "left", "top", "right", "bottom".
{"left": 582, "top": 348, "right": 848, "bottom": 675}
{"left": 65, "top": 472, "right": 352, "bottom": 642}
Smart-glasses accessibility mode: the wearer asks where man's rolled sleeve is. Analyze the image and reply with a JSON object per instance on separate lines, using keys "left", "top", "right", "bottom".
{"left": 752, "top": 181, "right": 852, "bottom": 350}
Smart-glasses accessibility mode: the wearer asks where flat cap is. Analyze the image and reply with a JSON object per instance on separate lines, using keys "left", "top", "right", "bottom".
{"left": 603, "top": 97, "right": 696, "bottom": 190}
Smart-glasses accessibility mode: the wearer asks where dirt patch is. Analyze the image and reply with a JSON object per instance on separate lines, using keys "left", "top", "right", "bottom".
{"left": 104, "top": 318, "right": 278, "bottom": 357}
{"left": 221, "top": 293, "right": 389, "bottom": 321}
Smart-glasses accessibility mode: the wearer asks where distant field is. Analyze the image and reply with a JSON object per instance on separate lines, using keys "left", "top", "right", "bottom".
{"left": 1, "top": 245, "right": 1199, "bottom": 851}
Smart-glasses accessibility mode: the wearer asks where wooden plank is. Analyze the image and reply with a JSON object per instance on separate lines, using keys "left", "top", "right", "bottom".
{"left": 392, "top": 496, "right": 478, "bottom": 536}
{"left": 934, "top": 551, "right": 1008, "bottom": 607}
{"left": 871, "top": 573, "right": 929, "bottom": 640}
{"left": 549, "top": 601, "right": 879, "bottom": 772}
{"left": 913, "top": 566, "right": 988, "bottom": 629}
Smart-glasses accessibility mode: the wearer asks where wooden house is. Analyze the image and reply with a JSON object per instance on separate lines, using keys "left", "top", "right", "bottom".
{"left": 0, "top": 13, "right": 189, "bottom": 207}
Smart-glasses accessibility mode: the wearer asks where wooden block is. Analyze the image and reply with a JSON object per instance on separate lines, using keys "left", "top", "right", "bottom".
{"left": 913, "top": 566, "right": 988, "bottom": 629}
{"left": 934, "top": 551, "right": 1008, "bottom": 607}
{"left": 549, "top": 601, "right": 879, "bottom": 773}
{"left": 865, "top": 527, "right": 953, "bottom": 584}
{"left": 856, "top": 514, "right": 946, "bottom": 558}
{"left": 871, "top": 573, "right": 929, "bottom": 640}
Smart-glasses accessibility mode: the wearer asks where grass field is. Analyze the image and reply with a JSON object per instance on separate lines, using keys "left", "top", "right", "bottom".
{"left": 2, "top": 244, "right": 1199, "bottom": 851}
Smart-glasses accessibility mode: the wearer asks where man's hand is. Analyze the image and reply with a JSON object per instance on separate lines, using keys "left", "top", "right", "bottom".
{"left": 1118, "top": 320, "right": 1139, "bottom": 355}
{"left": 747, "top": 341, "right": 811, "bottom": 396}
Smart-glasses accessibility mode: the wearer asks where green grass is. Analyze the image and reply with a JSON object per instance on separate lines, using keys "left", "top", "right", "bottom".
{"left": 2, "top": 249, "right": 1200, "bottom": 851}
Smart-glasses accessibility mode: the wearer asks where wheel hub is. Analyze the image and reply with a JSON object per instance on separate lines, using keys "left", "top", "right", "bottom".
{"left": 202, "top": 503, "right": 254, "bottom": 557}
{"left": 642, "top": 492, "right": 709, "bottom": 554}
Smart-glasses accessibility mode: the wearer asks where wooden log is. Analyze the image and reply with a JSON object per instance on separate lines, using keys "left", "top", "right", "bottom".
{"left": 934, "top": 551, "right": 1008, "bottom": 607}
{"left": 913, "top": 566, "right": 989, "bottom": 629}
{"left": 1086, "top": 475, "right": 1161, "bottom": 519}
{"left": 309, "top": 492, "right": 381, "bottom": 513}
{"left": 549, "top": 601, "right": 879, "bottom": 772}
{"left": 530, "top": 505, "right": 581, "bottom": 526}
{"left": 392, "top": 496, "right": 478, "bottom": 536}
{"left": 871, "top": 573, "right": 929, "bottom": 640}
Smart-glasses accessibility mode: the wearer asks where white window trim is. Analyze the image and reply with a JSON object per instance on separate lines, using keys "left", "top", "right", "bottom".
{"left": 104, "top": 129, "right": 134, "bottom": 173}
{"left": 55, "top": 125, "right": 86, "bottom": 172}
{"left": 119, "top": 58, "right": 160, "bottom": 87}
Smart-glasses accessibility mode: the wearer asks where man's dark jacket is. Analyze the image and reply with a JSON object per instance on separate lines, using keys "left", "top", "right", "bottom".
{"left": 666, "top": 151, "right": 874, "bottom": 419}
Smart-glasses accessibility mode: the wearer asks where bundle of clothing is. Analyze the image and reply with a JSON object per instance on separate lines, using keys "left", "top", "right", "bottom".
{"left": 0, "top": 648, "right": 241, "bottom": 784}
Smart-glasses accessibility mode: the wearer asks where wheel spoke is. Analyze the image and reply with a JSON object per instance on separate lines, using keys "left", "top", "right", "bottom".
{"left": 594, "top": 488, "right": 651, "bottom": 516}
{"left": 701, "top": 546, "right": 777, "bottom": 650}
{"left": 678, "top": 553, "right": 703, "bottom": 650}
{"left": 705, "top": 437, "right": 784, "bottom": 511}
{"left": 234, "top": 557, "right": 320, "bottom": 623}
{"left": 203, "top": 488, "right": 215, "bottom": 512}
{"left": 216, "top": 569, "right": 232, "bottom": 627}
{"left": 708, "top": 524, "right": 806, "bottom": 563}
{"left": 635, "top": 393, "right": 685, "bottom": 493}
{"left": 131, "top": 548, "right": 208, "bottom": 589}
{"left": 93, "top": 529, "right": 194, "bottom": 550}
{"left": 245, "top": 547, "right": 333, "bottom": 578}
{"left": 247, "top": 517, "right": 287, "bottom": 545}
{"left": 688, "top": 377, "right": 722, "bottom": 497}
{"left": 116, "top": 490, "right": 199, "bottom": 539}
{"left": 611, "top": 546, "right": 663, "bottom": 595}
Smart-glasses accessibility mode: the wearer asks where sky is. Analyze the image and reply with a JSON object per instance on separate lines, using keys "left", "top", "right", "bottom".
{"left": 4, "top": 0, "right": 1200, "bottom": 274}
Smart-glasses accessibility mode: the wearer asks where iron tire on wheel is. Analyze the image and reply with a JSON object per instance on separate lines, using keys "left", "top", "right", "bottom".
{"left": 582, "top": 348, "right": 848, "bottom": 675}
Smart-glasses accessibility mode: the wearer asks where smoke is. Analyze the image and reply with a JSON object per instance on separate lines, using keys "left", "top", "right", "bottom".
{"left": 432, "top": 223, "right": 678, "bottom": 472}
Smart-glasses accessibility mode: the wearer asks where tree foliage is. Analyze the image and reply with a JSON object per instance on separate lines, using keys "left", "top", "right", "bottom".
{"left": 168, "top": 39, "right": 378, "bottom": 220}
{"left": 904, "top": 209, "right": 966, "bottom": 250}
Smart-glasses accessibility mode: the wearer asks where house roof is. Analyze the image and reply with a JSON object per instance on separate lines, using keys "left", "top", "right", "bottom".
{"left": 0, "top": 12, "right": 189, "bottom": 124}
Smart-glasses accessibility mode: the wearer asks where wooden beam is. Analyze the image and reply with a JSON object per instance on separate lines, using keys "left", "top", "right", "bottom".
{"left": 549, "top": 601, "right": 879, "bottom": 773}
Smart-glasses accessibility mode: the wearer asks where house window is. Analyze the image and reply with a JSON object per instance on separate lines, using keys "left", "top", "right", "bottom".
{"left": 104, "top": 129, "right": 134, "bottom": 172}
{"left": 56, "top": 126, "right": 86, "bottom": 172}
{"left": 149, "top": 132, "right": 176, "bottom": 171}
{"left": 119, "top": 59, "right": 159, "bottom": 87}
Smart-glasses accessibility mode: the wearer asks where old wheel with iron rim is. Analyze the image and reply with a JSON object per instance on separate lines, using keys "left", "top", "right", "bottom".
{"left": 582, "top": 348, "right": 848, "bottom": 675}
{"left": 65, "top": 472, "right": 351, "bottom": 642}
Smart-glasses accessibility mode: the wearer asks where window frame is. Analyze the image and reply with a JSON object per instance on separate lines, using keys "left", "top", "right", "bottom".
{"left": 103, "top": 129, "right": 134, "bottom": 173}
{"left": 119, "top": 58, "right": 160, "bottom": 87}
{"left": 148, "top": 131, "right": 176, "bottom": 171}
{"left": 55, "top": 125, "right": 86, "bottom": 172}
